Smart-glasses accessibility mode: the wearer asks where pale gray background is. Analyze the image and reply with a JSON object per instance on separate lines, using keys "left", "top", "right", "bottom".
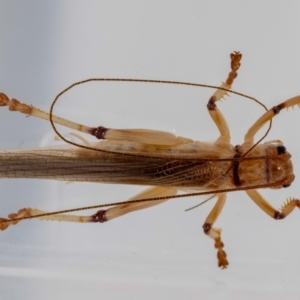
{"left": 0, "top": 1, "right": 300, "bottom": 299}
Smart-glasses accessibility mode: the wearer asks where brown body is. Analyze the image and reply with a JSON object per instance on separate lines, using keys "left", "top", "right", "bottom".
{"left": 0, "top": 141, "right": 293, "bottom": 190}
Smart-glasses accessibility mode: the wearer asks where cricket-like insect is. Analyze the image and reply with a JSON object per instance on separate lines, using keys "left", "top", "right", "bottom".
{"left": 0, "top": 52, "right": 299, "bottom": 269}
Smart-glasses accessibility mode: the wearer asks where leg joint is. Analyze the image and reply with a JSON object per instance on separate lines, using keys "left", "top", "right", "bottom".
{"left": 207, "top": 96, "right": 217, "bottom": 111}
{"left": 203, "top": 222, "right": 211, "bottom": 234}
{"left": 91, "top": 210, "right": 108, "bottom": 223}
{"left": 272, "top": 103, "right": 285, "bottom": 115}
{"left": 274, "top": 211, "right": 285, "bottom": 220}
{"left": 90, "top": 126, "right": 108, "bottom": 139}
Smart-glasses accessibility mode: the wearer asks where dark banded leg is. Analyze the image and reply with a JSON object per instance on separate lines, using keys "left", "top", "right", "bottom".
{"left": 244, "top": 95, "right": 300, "bottom": 145}
{"left": 207, "top": 51, "right": 242, "bottom": 143}
{"left": 0, "top": 187, "right": 178, "bottom": 230}
{"left": 92, "top": 186, "right": 177, "bottom": 222}
{"left": 246, "top": 189, "right": 300, "bottom": 219}
{"left": 202, "top": 193, "right": 228, "bottom": 269}
{"left": 0, "top": 93, "right": 192, "bottom": 146}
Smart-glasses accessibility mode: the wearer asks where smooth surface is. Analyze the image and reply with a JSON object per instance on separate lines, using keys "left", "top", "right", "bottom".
{"left": 0, "top": 1, "right": 300, "bottom": 299}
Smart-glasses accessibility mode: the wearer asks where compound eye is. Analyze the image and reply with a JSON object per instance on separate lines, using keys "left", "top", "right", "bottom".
{"left": 277, "top": 145, "right": 286, "bottom": 155}
{"left": 283, "top": 183, "right": 291, "bottom": 188}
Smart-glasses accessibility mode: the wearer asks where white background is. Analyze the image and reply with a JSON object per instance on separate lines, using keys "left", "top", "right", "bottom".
{"left": 0, "top": 1, "right": 300, "bottom": 299}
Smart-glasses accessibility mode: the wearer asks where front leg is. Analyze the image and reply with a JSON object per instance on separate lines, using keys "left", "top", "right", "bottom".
{"left": 246, "top": 189, "right": 300, "bottom": 219}
{"left": 207, "top": 51, "right": 242, "bottom": 143}
{"left": 244, "top": 95, "right": 300, "bottom": 145}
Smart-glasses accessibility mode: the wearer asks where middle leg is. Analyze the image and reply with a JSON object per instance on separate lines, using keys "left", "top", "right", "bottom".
{"left": 207, "top": 51, "right": 242, "bottom": 143}
{"left": 202, "top": 193, "right": 228, "bottom": 268}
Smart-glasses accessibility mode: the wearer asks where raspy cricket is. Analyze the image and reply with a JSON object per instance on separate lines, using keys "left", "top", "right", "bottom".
{"left": 0, "top": 52, "right": 299, "bottom": 269}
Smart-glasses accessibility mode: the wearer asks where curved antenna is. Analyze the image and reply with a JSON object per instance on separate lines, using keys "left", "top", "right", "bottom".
{"left": 49, "top": 78, "right": 271, "bottom": 161}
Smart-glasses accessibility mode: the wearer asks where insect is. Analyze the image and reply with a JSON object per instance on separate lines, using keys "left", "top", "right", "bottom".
{"left": 0, "top": 52, "right": 299, "bottom": 269}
